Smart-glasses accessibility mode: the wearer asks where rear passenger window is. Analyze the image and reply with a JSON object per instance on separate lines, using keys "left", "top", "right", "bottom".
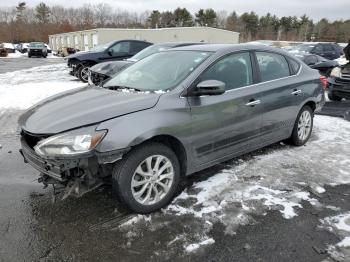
{"left": 200, "top": 52, "right": 253, "bottom": 90}
{"left": 131, "top": 42, "right": 149, "bottom": 53}
{"left": 256, "top": 52, "right": 290, "bottom": 81}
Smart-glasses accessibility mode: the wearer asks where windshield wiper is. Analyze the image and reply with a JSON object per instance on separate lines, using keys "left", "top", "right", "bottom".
{"left": 104, "top": 85, "right": 141, "bottom": 92}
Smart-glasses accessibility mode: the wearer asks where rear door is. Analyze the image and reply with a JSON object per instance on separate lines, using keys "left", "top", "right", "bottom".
{"left": 254, "top": 51, "right": 301, "bottom": 143}
{"left": 188, "top": 52, "right": 263, "bottom": 167}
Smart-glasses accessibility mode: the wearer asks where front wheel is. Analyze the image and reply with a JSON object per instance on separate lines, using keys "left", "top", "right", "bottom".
{"left": 77, "top": 65, "right": 90, "bottom": 82}
{"left": 289, "top": 105, "right": 314, "bottom": 146}
{"left": 112, "top": 142, "right": 180, "bottom": 214}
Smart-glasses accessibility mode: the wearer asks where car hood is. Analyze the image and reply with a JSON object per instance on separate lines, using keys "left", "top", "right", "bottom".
{"left": 19, "top": 86, "right": 161, "bottom": 134}
{"left": 67, "top": 50, "right": 101, "bottom": 61}
{"left": 90, "top": 60, "right": 133, "bottom": 76}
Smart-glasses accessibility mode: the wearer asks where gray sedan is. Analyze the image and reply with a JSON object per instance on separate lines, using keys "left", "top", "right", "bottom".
{"left": 19, "top": 44, "right": 325, "bottom": 213}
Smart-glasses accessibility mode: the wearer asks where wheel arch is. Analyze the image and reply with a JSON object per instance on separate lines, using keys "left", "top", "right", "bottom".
{"left": 134, "top": 135, "right": 188, "bottom": 177}
{"left": 303, "top": 100, "right": 316, "bottom": 111}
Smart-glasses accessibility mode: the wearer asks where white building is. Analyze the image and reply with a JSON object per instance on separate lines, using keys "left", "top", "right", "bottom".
{"left": 49, "top": 27, "right": 240, "bottom": 52}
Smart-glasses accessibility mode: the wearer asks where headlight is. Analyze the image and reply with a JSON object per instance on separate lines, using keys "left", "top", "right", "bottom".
{"left": 34, "top": 126, "right": 106, "bottom": 157}
{"left": 330, "top": 67, "right": 341, "bottom": 78}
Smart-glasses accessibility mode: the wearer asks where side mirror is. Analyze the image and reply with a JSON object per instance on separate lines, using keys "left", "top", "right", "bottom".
{"left": 107, "top": 48, "right": 113, "bottom": 56}
{"left": 190, "top": 80, "right": 225, "bottom": 96}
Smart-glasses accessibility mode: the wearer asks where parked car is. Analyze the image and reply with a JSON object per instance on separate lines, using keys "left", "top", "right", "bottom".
{"left": 293, "top": 53, "right": 338, "bottom": 76}
{"left": 19, "top": 44, "right": 325, "bottom": 213}
{"left": 88, "top": 42, "right": 203, "bottom": 86}
{"left": 28, "top": 42, "right": 48, "bottom": 58}
{"left": 18, "top": 43, "right": 29, "bottom": 53}
{"left": 44, "top": 44, "right": 52, "bottom": 53}
{"left": 327, "top": 64, "right": 350, "bottom": 101}
{"left": 289, "top": 43, "right": 342, "bottom": 60}
{"left": 67, "top": 40, "right": 152, "bottom": 82}
{"left": 0, "top": 43, "right": 16, "bottom": 53}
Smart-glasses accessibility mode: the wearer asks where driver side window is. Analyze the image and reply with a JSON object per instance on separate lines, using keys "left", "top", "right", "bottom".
{"left": 199, "top": 52, "right": 253, "bottom": 90}
{"left": 110, "top": 42, "right": 130, "bottom": 54}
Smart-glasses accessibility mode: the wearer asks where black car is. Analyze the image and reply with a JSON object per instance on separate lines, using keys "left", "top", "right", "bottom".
{"left": 28, "top": 42, "right": 48, "bottom": 58}
{"left": 289, "top": 43, "right": 342, "bottom": 60}
{"left": 88, "top": 42, "right": 203, "bottom": 86}
{"left": 293, "top": 53, "right": 338, "bottom": 76}
{"left": 67, "top": 40, "right": 152, "bottom": 82}
{"left": 327, "top": 63, "right": 350, "bottom": 101}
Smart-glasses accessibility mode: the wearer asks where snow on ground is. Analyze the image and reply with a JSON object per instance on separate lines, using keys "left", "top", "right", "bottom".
{"left": 321, "top": 213, "right": 350, "bottom": 260}
{"left": 185, "top": 238, "right": 215, "bottom": 252}
{"left": 0, "top": 63, "right": 85, "bottom": 110}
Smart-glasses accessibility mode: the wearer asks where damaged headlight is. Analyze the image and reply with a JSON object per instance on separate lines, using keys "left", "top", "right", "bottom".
{"left": 330, "top": 67, "right": 341, "bottom": 78}
{"left": 34, "top": 126, "right": 106, "bottom": 157}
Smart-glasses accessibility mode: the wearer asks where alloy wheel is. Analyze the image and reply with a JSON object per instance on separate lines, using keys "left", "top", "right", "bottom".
{"left": 297, "top": 110, "right": 312, "bottom": 141}
{"left": 80, "top": 67, "right": 89, "bottom": 82}
{"left": 131, "top": 155, "right": 174, "bottom": 205}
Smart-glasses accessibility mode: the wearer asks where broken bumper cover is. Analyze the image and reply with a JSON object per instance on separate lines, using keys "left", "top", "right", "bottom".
{"left": 19, "top": 137, "right": 129, "bottom": 183}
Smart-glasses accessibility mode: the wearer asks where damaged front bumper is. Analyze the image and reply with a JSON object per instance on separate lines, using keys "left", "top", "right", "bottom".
{"left": 19, "top": 136, "right": 129, "bottom": 198}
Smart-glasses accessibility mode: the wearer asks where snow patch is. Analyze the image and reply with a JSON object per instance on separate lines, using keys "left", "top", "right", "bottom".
{"left": 185, "top": 238, "right": 215, "bottom": 252}
{"left": 0, "top": 63, "right": 85, "bottom": 110}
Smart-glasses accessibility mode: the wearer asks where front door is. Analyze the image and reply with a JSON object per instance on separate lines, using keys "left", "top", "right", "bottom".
{"left": 101, "top": 41, "right": 132, "bottom": 61}
{"left": 187, "top": 52, "right": 262, "bottom": 168}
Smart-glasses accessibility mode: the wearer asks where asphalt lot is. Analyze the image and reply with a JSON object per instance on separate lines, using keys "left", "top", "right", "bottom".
{"left": 0, "top": 58, "right": 350, "bottom": 262}
{"left": 0, "top": 56, "right": 65, "bottom": 74}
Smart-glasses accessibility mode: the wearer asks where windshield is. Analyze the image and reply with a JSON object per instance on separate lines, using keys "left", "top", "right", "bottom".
{"left": 104, "top": 50, "right": 212, "bottom": 92}
{"left": 291, "top": 44, "right": 314, "bottom": 52}
{"left": 129, "top": 44, "right": 171, "bottom": 61}
{"left": 90, "top": 41, "right": 114, "bottom": 52}
{"left": 29, "top": 43, "right": 44, "bottom": 48}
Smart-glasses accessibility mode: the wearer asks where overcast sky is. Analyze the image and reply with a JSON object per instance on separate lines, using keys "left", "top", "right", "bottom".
{"left": 1, "top": 0, "right": 349, "bottom": 21}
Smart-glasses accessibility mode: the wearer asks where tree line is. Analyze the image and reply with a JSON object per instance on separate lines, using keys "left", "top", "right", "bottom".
{"left": 0, "top": 2, "right": 349, "bottom": 44}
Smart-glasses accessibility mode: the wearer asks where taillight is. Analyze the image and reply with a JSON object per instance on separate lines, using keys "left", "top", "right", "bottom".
{"left": 320, "top": 76, "right": 328, "bottom": 90}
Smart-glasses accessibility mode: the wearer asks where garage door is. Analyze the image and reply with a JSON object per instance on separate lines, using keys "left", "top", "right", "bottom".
{"left": 83, "top": 34, "right": 89, "bottom": 51}
{"left": 92, "top": 34, "right": 98, "bottom": 47}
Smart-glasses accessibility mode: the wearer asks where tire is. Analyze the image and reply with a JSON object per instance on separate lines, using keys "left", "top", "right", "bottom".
{"left": 28, "top": 54, "right": 31, "bottom": 58}
{"left": 77, "top": 65, "right": 90, "bottom": 83}
{"left": 328, "top": 91, "right": 342, "bottom": 101}
{"left": 112, "top": 142, "right": 180, "bottom": 214}
{"left": 289, "top": 105, "right": 314, "bottom": 146}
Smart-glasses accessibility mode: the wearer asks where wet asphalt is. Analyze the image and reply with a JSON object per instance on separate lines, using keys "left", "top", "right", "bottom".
{"left": 0, "top": 58, "right": 350, "bottom": 262}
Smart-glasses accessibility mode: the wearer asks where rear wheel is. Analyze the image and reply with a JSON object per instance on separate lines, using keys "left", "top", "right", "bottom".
{"left": 112, "top": 142, "right": 180, "bottom": 214}
{"left": 78, "top": 65, "right": 90, "bottom": 82}
{"left": 328, "top": 91, "right": 342, "bottom": 101}
{"left": 289, "top": 105, "right": 313, "bottom": 146}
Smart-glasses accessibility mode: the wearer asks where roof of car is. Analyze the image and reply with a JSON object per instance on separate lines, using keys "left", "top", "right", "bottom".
{"left": 169, "top": 43, "right": 288, "bottom": 54}
{"left": 154, "top": 42, "right": 204, "bottom": 48}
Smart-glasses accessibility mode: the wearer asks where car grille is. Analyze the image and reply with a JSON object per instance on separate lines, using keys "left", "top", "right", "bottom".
{"left": 90, "top": 71, "right": 110, "bottom": 86}
{"left": 342, "top": 73, "right": 350, "bottom": 80}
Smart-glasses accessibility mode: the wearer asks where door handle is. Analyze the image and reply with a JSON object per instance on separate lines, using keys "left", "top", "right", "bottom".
{"left": 291, "top": 89, "right": 301, "bottom": 95}
{"left": 245, "top": 99, "right": 261, "bottom": 106}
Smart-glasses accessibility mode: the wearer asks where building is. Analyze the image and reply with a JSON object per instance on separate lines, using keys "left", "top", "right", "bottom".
{"left": 49, "top": 27, "right": 240, "bottom": 52}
